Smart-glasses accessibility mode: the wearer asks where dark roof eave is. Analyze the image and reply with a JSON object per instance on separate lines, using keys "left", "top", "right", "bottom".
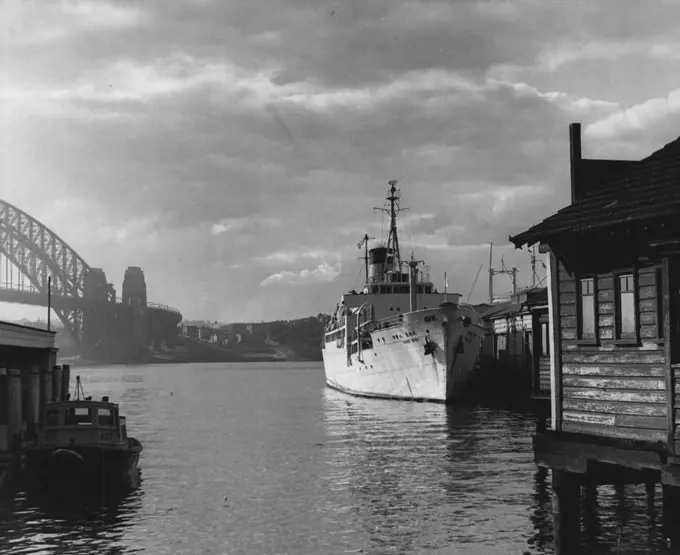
{"left": 508, "top": 232, "right": 541, "bottom": 250}
{"left": 509, "top": 211, "right": 660, "bottom": 249}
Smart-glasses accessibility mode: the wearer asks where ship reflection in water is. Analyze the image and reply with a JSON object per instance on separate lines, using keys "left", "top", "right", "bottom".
{"left": 322, "top": 389, "right": 674, "bottom": 555}
{"left": 0, "top": 363, "right": 674, "bottom": 554}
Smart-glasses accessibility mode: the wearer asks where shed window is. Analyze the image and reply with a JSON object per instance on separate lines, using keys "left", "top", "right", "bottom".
{"left": 579, "top": 278, "right": 596, "bottom": 339}
{"left": 541, "top": 322, "right": 550, "bottom": 356}
{"left": 66, "top": 407, "right": 92, "bottom": 426}
{"left": 617, "top": 274, "right": 636, "bottom": 339}
{"left": 98, "top": 408, "right": 115, "bottom": 427}
{"left": 495, "top": 334, "right": 507, "bottom": 358}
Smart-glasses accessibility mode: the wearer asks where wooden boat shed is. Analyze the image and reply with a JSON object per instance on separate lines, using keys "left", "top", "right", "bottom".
{"left": 0, "top": 321, "right": 67, "bottom": 453}
{"left": 510, "top": 123, "right": 680, "bottom": 550}
{"left": 478, "top": 287, "right": 550, "bottom": 400}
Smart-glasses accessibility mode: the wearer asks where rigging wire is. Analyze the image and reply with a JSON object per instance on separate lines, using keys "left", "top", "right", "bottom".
{"left": 349, "top": 255, "right": 363, "bottom": 291}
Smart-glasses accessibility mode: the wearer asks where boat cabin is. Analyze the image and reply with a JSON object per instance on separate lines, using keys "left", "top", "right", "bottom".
{"left": 38, "top": 396, "right": 129, "bottom": 450}
{"left": 510, "top": 122, "right": 680, "bottom": 489}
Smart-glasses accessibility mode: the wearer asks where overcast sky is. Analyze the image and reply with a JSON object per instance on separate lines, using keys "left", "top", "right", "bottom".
{"left": 2, "top": 0, "right": 680, "bottom": 323}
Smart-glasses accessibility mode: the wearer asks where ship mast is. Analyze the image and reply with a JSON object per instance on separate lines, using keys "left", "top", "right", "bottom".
{"left": 374, "top": 180, "right": 408, "bottom": 278}
{"left": 357, "top": 233, "right": 375, "bottom": 287}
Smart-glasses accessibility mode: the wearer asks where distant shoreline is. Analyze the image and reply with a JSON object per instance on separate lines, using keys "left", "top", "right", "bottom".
{"left": 58, "top": 352, "right": 321, "bottom": 367}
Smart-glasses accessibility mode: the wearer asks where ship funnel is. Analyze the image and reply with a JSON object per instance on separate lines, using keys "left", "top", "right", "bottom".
{"left": 369, "top": 247, "right": 389, "bottom": 283}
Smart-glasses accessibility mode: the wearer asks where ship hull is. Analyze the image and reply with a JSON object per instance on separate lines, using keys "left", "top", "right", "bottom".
{"left": 23, "top": 438, "right": 142, "bottom": 486}
{"left": 322, "top": 304, "right": 484, "bottom": 403}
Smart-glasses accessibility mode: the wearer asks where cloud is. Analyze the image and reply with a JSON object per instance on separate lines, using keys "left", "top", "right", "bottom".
{"left": 260, "top": 262, "right": 341, "bottom": 286}
{"left": 585, "top": 89, "right": 680, "bottom": 139}
{"left": 212, "top": 217, "right": 280, "bottom": 234}
{"left": 487, "top": 79, "right": 620, "bottom": 114}
{"left": 3, "top": 0, "right": 680, "bottom": 321}
{"left": 537, "top": 40, "right": 680, "bottom": 72}
{"left": 254, "top": 249, "right": 341, "bottom": 265}
{"left": 62, "top": 2, "right": 145, "bottom": 29}
{"left": 0, "top": 0, "right": 146, "bottom": 47}
{"left": 536, "top": 42, "right": 642, "bottom": 72}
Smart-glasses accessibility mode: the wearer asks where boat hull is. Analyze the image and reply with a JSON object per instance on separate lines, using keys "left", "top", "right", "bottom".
{"left": 322, "top": 304, "right": 484, "bottom": 403}
{"left": 23, "top": 438, "right": 142, "bottom": 485}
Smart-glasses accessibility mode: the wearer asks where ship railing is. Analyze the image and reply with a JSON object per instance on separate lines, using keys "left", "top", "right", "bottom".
{"left": 324, "top": 324, "right": 346, "bottom": 337}
{"left": 375, "top": 314, "right": 404, "bottom": 330}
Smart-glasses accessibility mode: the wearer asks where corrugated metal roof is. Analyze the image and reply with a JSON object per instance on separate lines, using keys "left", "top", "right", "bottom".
{"left": 480, "top": 302, "right": 523, "bottom": 319}
{"left": 510, "top": 135, "right": 680, "bottom": 248}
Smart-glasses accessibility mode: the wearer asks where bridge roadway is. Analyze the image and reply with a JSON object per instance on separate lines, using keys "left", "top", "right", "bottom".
{"left": 0, "top": 283, "right": 181, "bottom": 315}
{"left": 0, "top": 284, "right": 183, "bottom": 356}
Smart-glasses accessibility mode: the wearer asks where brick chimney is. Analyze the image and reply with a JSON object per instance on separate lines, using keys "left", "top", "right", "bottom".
{"left": 569, "top": 122, "right": 582, "bottom": 203}
{"left": 568, "top": 122, "right": 639, "bottom": 203}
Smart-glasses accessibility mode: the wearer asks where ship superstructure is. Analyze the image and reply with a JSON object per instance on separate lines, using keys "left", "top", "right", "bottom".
{"left": 322, "top": 181, "right": 485, "bottom": 402}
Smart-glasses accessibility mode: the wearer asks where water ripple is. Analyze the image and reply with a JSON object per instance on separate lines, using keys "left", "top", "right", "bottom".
{"left": 0, "top": 362, "right": 672, "bottom": 554}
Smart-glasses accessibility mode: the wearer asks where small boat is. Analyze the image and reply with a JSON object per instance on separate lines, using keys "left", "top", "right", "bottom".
{"left": 23, "top": 375, "right": 142, "bottom": 485}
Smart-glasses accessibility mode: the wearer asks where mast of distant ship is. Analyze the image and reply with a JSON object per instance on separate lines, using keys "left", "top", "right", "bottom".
{"left": 374, "top": 180, "right": 408, "bottom": 279}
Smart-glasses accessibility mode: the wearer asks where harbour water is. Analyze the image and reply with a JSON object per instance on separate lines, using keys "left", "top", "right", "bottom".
{"left": 0, "top": 362, "right": 673, "bottom": 554}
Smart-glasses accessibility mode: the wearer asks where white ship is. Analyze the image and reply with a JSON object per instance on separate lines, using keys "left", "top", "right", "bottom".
{"left": 322, "top": 181, "right": 485, "bottom": 403}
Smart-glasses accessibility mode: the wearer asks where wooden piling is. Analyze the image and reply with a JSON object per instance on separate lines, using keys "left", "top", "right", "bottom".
{"left": 582, "top": 483, "right": 598, "bottom": 542}
{"left": 41, "top": 364, "right": 53, "bottom": 415}
{"left": 662, "top": 485, "right": 680, "bottom": 548}
{"left": 41, "top": 350, "right": 57, "bottom": 408}
{"left": 645, "top": 480, "right": 656, "bottom": 518}
{"left": 7, "top": 369, "right": 22, "bottom": 450}
{"left": 26, "top": 365, "right": 40, "bottom": 436}
{"left": 61, "top": 364, "right": 70, "bottom": 400}
{"left": 552, "top": 470, "right": 581, "bottom": 555}
{"left": 0, "top": 367, "right": 7, "bottom": 452}
{"left": 52, "top": 365, "right": 62, "bottom": 402}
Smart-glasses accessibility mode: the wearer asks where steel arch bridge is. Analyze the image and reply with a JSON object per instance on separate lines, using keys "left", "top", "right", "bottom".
{"left": 0, "top": 199, "right": 180, "bottom": 344}
{"left": 1, "top": 199, "right": 93, "bottom": 338}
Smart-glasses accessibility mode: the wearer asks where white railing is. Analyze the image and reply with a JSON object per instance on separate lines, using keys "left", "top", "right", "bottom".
{"left": 376, "top": 313, "right": 404, "bottom": 329}
{"left": 0, "top": 281, "right": 40, "bottom": 293}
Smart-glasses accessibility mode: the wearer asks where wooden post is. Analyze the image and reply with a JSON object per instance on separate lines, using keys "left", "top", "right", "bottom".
{"left": 582, "top": 483, "right": 598, "bottom": 543}
{"left": 7, "top": 369, "right": 22, "bottom": 450}
{"left": 662, "top": 256, "right": 675, "bottom": 454}
{"left": 530, "top": 312, "right": 537, "bottom": 395}
{"left": 552, "top": 470, "right": 581, "bottom": 555}
{"left": 52, "top": 365, "right": 62, "bottom": 403}
{"left": 41, "top": 363, "right": 53, "bottom": 416}
{"left": 662, "top": 485, "right": 680, "bottom": 548}
{"left": 61, "top": 364, "right": 71, "bottom": 400}
{"left": 0, "top": 368, "right": 7, "bottom": 452}
{"left": 645, "top": 480, "right": 656, "bottom": 531}
{"left": 26, "top": 365, "right": 40, "bottom": 437}
{"left": 547, "top": 250, "right": 562, "bottom": 431}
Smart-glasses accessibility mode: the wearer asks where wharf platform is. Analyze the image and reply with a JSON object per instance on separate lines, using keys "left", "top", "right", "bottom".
{"left": 0, "top": 320, "right": 70, "bottom": 494}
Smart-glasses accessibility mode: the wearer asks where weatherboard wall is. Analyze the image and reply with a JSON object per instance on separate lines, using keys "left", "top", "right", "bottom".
{"left": 555, "top": 260, "right": 672, "bottom": 444}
